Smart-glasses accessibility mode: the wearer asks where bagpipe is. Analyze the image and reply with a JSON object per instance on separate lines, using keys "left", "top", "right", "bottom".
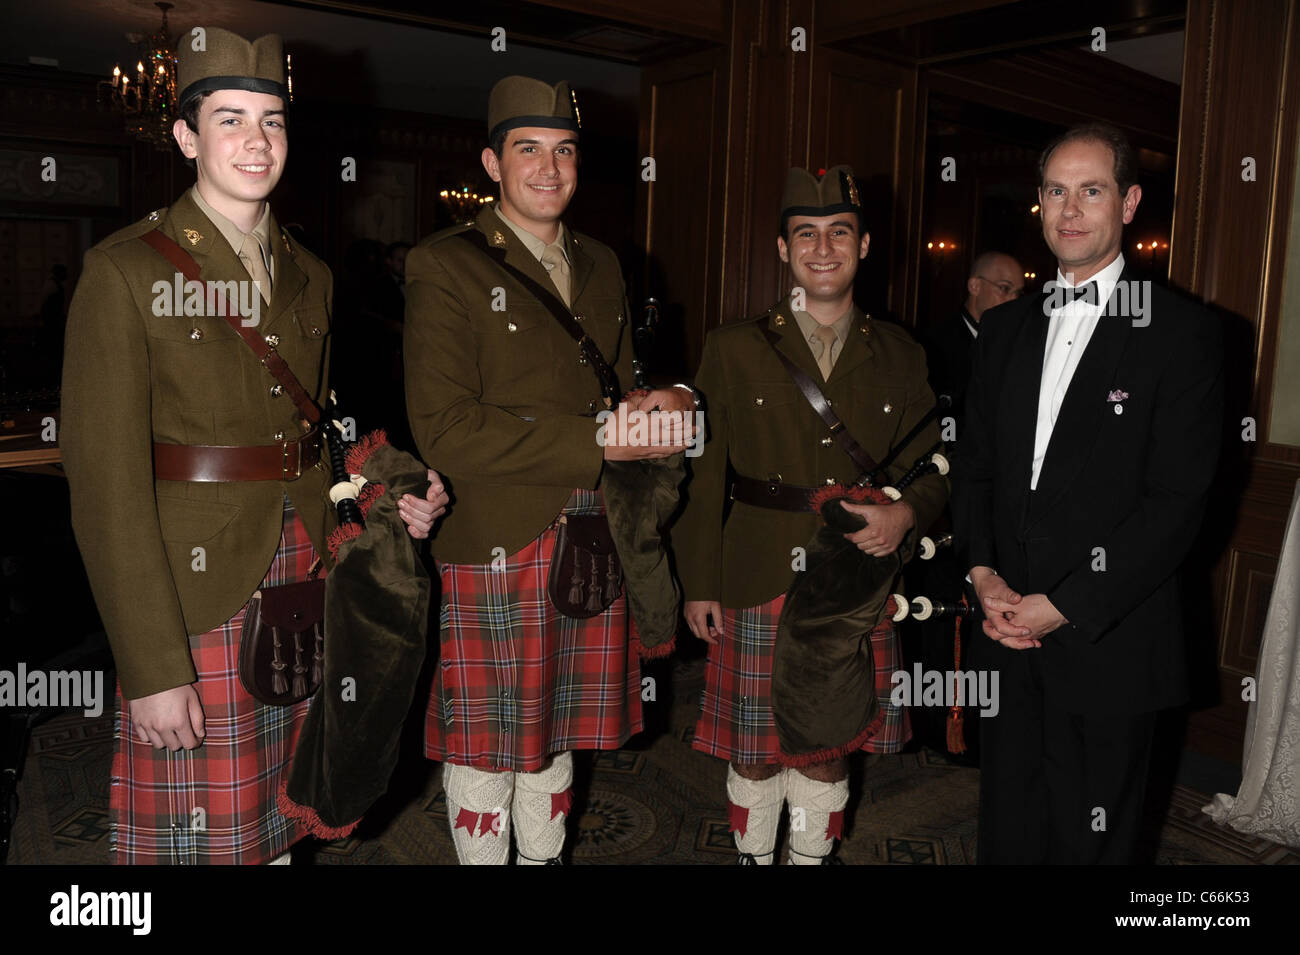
{"left": 771, "top": 392, "right": 956, "bottom": 764}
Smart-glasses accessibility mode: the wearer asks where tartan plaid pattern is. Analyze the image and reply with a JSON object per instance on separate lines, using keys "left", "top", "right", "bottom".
{"left": 425, "top": 488, "right": 643, "bottom": 772}
{"left": 693, "top": 593, "right": 911, "bottom": 763}
{"left": 109, "top": 496, "right": 315, "bottom": 865}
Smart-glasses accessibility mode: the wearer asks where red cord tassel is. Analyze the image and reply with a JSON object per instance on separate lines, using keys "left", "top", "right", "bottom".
{"left": 946, "top": 594, "right": 968, "bottom": 754}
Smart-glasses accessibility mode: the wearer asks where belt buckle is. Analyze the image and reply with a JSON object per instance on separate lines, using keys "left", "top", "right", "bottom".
{"left": 765, "top": 473, "right": 782, "bottom": 496}
{"left": 281, "top": 435, "right": 302, "bottom": 480}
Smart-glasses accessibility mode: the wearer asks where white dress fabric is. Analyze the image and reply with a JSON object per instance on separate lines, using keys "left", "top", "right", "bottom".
{"left": 1203, "top": 479, "right": 1300, "bottom": 847}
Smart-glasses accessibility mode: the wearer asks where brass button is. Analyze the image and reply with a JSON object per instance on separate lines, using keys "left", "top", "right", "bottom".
{"left": 274, "top": 431, "right": 285, "bottom": 441}
{"left": 883, "top": 402, "right": 893, "bottom": 413}
{"left": 821, "top": 436, "right": 833, "bottom": 446}
{"left": 573, "top": 313, "right": 584, "bottom": 322}
{"left": 270, "top": 384, "right": 284, "bottom": 397}
{"left": 506, "top": 321, "right": 518, "bottom": 333}
{"left": 264, "top": 334, "right": 280, "bottom": 348}
{"left": 587, "top": 400, "right": 597, "bottom": 412}
{"left": 310, "top": 325, "right": 322, "bottom": 337}
{"left": 617, "top": 313, "right": 625, "bottom": 325}
{"left": 148, "top": 210, "right": 160, "bottom": 221}
{"left": 189, "top": 328, "right": 203, "bottom": 340}
{"left": 578, "top": 355, "right": 588, "bottom": 366}
{"left": 773, "top": 313, "right": 786, "bottom": 326}
{"left": 754, "top": 397, "right": 765, "bottom": 406}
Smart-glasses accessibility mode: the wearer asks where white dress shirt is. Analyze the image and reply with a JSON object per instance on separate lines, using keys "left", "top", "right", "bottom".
{"left": 1030, "top": 253, "right": 1126, "bottom": 489}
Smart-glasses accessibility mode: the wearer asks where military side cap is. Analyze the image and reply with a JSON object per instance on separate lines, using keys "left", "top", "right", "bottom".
{"left": 488, "top": 76, "right": 581, "bottom": 143}
{"left": 781, "top": 164, "right": 863, "bottom": 223}
{"left": 177, "top": 28, "right": 288, "bottom": 106}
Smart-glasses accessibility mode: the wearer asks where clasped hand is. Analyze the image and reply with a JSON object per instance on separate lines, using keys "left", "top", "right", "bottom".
{"left": 968, "top": 566, "right": 1067, "bottom": 650}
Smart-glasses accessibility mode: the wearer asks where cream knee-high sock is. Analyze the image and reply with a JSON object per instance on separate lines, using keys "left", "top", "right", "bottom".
{"left": 726, "top": 765, "right": 785, "bottom": 864}
{"left": 442, "top": 762, "right": 514, "bottom": 866}
{"left": 784, "top": 769, "right": 849, "bottom": 865}
{"left": 512, "top": 752, "right": 574, "bottom": 865}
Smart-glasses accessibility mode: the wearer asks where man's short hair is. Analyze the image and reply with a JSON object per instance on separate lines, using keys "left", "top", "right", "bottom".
{"left": 968, "top": 250, "right": 1006, "bottom": 281}
{"left": 1038, "top": 122, "right": 1139, "bottom": 194}
{"left": 177, "top": 91, "right": 214, "bottom": 170}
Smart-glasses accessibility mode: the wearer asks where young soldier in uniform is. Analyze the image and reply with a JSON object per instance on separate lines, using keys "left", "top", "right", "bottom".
{"left": 676, "top": 167, "right": 948, "bottom": 864}
{"left": 61, "top": 28, "right": 443, "bottom": 864}
{"left": 404, "top": 76, "right": 693, "bottom": 865}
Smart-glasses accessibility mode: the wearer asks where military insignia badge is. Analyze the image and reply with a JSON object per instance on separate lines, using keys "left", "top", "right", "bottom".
{"left": 183, "top": 228, "right": 203, "bottom": 246}
{"left": 491, "top": 230, "right": 507, "bottom": 248}
{"left": 570, "top": 88, "right": 582, "bottom": 129}
{"left": 842, "top": 170, "right": 861, "bottom": 208}
{"left": 774, "top": 313, "right": 787, "bottom": 327}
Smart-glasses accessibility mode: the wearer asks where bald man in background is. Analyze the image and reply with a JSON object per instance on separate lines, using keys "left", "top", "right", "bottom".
{"left": 928, "top": 251, "right": 1024, "bottom": 433}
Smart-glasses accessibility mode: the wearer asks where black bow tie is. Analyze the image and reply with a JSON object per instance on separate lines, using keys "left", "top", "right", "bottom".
{"left": 1061, "top": 281, "right": 1099, "bottom": 305}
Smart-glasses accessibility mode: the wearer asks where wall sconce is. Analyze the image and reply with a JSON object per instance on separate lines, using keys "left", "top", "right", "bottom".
{"left": 1134, "top": 239, "right": 1169, "bottom": 268}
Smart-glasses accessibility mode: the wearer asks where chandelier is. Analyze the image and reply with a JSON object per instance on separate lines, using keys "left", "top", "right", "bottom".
{"left": 98, "top": 2, "right": 180, "bottom": 150}
{"left": 439, "top": 186, "right": 494, "bottom": 224}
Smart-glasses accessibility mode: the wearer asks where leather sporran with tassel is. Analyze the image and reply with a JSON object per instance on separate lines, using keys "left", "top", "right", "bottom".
{"left": 239, "top": 568, "right": 326, "bottom": 706}
{"left": 547, "top": 514, "right": 623, "bottom": 618}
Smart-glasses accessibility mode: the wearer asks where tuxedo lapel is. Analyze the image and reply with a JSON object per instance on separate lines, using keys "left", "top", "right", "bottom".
{"left": 1002, "top": 292, "right": 1050, "bottom": 510}
{"left": 1029, "top": 279, "right": 1134, "bottom": 523}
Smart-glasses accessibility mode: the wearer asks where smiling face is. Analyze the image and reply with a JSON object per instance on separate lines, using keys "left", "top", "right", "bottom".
{"left": 777, "top": 214, "right": 869, "bottom": 312}
{"left": 482, "top": 127, "right": 578, "bottom": 241}
{"left": 1038, "top": 138, "right": 1141, "bottom": 284}
{"left": 173, "top": 89, "right": 287, "bottom": 220}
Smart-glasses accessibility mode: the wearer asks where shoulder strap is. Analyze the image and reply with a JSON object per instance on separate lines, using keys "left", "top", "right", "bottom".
{"left": 139, "top": 229, "right": 321, "bottom": 426}
{"left": 454, "top": 228, "right": 619, "bottom": 409}
{"left": 759, "top": 313, "right": 880, "bottom": 486}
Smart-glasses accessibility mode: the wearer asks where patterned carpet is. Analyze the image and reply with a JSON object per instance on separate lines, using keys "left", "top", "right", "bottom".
{"left": 8, "top": 655, "right": 1298, "bottom": 865}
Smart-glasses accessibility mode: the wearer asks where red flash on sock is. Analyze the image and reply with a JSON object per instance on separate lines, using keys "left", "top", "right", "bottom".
{"left": 826, "top": 810, "right": 844, "bottom": 841}
{"left": 551, "top": 789, "right": 574, "bottom": 820}
{"left": 728, "top": 802, "right": 750, "bottom": 838}
{"left": 454, "top": 807, "right": 479, "bottom": 833}
{"left": 479, "top": 811, "right": 502, "bottom": 836}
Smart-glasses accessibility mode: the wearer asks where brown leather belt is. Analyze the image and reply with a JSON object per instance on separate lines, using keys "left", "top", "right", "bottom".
{"left": 729, "top": 474, "right": 825, "bottom": 513}
{"left": 154, "top": 428, "right": 322, "bottom": 482}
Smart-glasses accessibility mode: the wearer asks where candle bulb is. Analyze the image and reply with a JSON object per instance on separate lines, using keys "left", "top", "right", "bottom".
{"left": 112, "top": 64, "right": 121, "bottom": 88}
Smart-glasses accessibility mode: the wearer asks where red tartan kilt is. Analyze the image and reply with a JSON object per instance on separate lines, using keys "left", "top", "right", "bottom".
{"left": 693, "top": 592, "right": 911, "bottom": 764}
{"left": 110, "top": 497, "right": 315, "bottom": 865}
{"left": 425, "top": 488, "right": 643, "bottom": 772}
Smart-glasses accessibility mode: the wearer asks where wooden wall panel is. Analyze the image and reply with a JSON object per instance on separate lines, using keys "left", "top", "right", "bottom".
{"left": 636, "top": 50, "right": 728, "bottom": 377}
{"left": 1171, "top": 0, "right": 1300, "bottom": 761}
{"left": 810, "top": 50, "right": 918, "bottom": 324}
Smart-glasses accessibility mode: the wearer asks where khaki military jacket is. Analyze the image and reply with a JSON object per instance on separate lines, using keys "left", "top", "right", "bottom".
{"left": 403, "top": 206, "right": 635, "bottom": 564}
{"left": 675, "top": 296, "right": 948, "bottom": 608}
{"left": 61, "top": 189, "right": 335, "bottom": 699}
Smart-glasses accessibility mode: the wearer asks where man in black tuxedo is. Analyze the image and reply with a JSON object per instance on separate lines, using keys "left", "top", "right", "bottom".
{"left": 952, "top": 123, "right": 1223, "bottom": 864}
{"left": 927, "top": 250, "right": 1024, "bottom": 430}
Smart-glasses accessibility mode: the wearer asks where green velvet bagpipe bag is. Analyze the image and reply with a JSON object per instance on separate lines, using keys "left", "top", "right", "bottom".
{"left": 280, "top": 434, "right": 431, "bottom": 838}
{"left": 600, "top": 453, "right": 685, "bottom": 658}
{"left": 771, "top": 483, "right": 902, "bottom": 766}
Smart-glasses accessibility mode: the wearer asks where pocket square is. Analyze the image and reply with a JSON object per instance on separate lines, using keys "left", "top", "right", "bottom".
{"left": 1107, "top": 389, "right": 1129, "bottom": 402}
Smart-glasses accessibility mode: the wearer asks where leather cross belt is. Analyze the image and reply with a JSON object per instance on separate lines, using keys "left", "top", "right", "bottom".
{"left": 729, "top": 474, "right": 825, "bottom": 512}
{"left": 153, "top": 428, "right": 322, "bottom": 482}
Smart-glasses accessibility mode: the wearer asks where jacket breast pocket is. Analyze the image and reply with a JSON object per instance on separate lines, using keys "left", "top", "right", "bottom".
{"left": 148, "top": 318, "right": 251, "bottom": 412}
{"left": 293, "top": 302, "right": 330, "bottom": 342}
{"left": 473, "top": 304, "right": 557, "bottom": 397}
